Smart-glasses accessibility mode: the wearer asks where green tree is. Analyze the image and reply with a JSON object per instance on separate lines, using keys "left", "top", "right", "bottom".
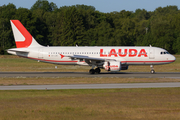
{"left": 75, "top": 4, "right": 95, "bottom": 11}
{"left": 30, "top": 0, "right": 57, "bottom": 12}
{"left": 0, "top": 4, "right": 16, "bottom": 53}
{"left": 95, "top": 21, "right": 114, "bottom": 46}
{"left": 52, "top": 7, "right": 85, "bottom": 46}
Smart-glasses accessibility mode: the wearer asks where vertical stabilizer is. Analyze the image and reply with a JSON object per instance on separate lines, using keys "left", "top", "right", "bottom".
{"left": 10, "top": 20, "right": 42, "bottom": 48}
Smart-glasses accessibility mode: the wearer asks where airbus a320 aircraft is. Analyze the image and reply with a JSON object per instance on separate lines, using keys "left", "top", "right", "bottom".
{"left": 7, "top": 20, "right": 176, "bottom": 74}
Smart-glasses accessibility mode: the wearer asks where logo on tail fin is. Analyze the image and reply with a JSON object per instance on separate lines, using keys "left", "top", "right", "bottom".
{"left": 10, "top": 20, "right": 32, "bottom": 48}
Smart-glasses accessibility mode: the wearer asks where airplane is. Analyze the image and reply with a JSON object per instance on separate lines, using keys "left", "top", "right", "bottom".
{"left": 7, "top": 20, "right": 176, "bottom": 74}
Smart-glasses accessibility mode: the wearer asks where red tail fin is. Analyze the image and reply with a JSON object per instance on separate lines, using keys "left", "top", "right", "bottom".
{"left": 10, "top": 20, "right": 42, "bottom": 48}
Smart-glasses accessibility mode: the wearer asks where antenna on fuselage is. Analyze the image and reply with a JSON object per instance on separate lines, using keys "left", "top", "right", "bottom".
{"left": 76, "top": 43, "right": 78, "bottom": 47}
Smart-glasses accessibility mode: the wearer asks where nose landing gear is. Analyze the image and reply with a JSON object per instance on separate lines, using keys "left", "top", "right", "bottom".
{"left": 150, "top": 65, "right": 155, "bottom": 74}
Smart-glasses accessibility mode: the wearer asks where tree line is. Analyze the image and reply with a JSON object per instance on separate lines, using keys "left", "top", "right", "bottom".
{"left": 0, "top": 0, "right": 180, "bottom": 54}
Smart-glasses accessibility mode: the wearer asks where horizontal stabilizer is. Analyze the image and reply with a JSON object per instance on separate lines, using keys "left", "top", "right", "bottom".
{"left": 7, "top": 48, "right": 29, "bottom": 53}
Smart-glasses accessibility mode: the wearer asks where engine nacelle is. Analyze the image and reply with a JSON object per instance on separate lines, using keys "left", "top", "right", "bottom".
{"left": 103, "top": 61, "right": 121, "bottom": 71}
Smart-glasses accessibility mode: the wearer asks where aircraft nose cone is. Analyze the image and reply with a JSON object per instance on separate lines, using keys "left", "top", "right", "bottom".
{"left": 171, "top": 55, "right": 176, "bottom": 62}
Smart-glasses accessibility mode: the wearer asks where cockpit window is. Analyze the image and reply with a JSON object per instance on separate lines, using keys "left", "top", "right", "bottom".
{"left": 160, "top": 51, "right": 170, "bottom": 55}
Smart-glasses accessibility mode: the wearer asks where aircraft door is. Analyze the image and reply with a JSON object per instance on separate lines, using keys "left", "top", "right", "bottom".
{"left": 38, "top": 48, "right": 43, "bottom": 59}
{"left": 149, "top": 49, "right": 155, "bottom": 59}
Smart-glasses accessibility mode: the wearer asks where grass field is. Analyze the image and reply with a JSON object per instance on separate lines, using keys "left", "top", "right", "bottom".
{"left": 1, "top": 77, "right": 180, "bottom": 86}
{"left": 0, "top": 88, "right": 180, "bottom": 120}
{"left": 0, "top": 55, "right": 180, "bottom": 120}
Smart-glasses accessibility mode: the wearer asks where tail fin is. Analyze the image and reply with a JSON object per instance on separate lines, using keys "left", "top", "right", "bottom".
{"left": 10, "top": 20, "right": 42, "bottom": 48}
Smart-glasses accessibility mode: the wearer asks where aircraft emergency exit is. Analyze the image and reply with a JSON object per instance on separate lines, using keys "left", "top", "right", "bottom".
{"left": 7, "top": 20, "right": 176, "bottom": 74}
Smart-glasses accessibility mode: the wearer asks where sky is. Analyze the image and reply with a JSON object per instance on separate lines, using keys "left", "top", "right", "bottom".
{"left": 1, "top": 0, "right": 180, "bottom": 13}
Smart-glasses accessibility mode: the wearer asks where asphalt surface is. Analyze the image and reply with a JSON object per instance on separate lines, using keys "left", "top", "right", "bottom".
{"left": 0, "top": 72, "right": 180, "bottom": 90}
{"left": 0, "top": 72, "right": 180, "bottom": 78}
{"left": 0, "top": 83, "right": 180, "bottom": 90}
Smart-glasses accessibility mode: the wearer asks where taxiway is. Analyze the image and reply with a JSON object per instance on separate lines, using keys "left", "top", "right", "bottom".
{"left": 0, "top": 72, "right": 180, "bottom": 78}
{"left": 0, "top": 82, "right": 180, "bottom": 90}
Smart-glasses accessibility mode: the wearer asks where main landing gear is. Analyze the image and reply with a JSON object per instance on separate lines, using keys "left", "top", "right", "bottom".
{"left": 150, "top": 65, "right": 155, "bottom": 74}
{"left": 89, "top": 68, "right": 101, "bottom": 74}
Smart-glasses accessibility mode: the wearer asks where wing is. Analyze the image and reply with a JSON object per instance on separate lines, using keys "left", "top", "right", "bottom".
{"left": 68, "top": 55, "right": 104, "bottom": 61}
{"left": 62, "top": 54, "right": 116, "bottom": 62}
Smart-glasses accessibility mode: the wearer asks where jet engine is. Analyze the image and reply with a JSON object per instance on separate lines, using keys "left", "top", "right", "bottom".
{"left": 103, "top": 61, "right": 121, "bottom": 71}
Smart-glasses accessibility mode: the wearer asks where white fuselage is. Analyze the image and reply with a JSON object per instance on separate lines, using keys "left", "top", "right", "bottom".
{"left": 8, "top": 46, "right": 176, "bottom": 67}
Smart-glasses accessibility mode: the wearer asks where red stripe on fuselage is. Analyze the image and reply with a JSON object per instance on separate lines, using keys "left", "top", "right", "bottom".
{"left": 20, "top": 56, "right": 78, "bottom": 63}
